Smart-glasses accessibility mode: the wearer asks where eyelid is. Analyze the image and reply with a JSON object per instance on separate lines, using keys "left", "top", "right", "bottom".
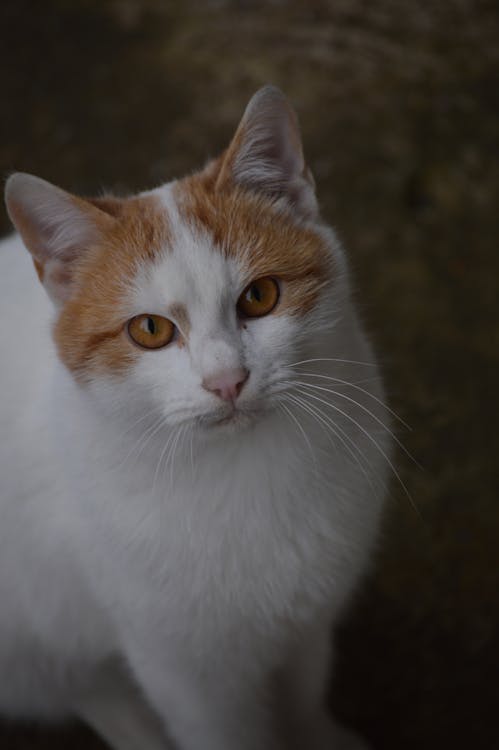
{"left": 240, "top": 274, "right": 280, "bottom": 291}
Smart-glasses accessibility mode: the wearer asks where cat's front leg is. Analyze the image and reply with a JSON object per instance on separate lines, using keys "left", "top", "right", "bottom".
{"left": 72, "top": 659, "right": 174, "bottom": 750}
{"left": 273, "top": 623, "right": 372, "bottom": 750}
{"left": 123, "top": 643, "right": 284, "bottom": 750}
{"left": 125, "top": 652, "right": 369, "bottom": 750}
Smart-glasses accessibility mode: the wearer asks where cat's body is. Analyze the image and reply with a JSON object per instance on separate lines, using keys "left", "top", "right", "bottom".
{"left": 0, "top": 88, "right": 390, "bottom": 750}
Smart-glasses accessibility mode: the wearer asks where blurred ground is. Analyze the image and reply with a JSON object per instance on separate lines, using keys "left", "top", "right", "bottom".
{"left": 0, "top": 0, "right": 498, "bottom": 748}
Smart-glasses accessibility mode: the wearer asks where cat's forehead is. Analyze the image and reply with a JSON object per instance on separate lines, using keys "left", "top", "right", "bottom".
{"left": 131, "top": 184, "right": 242, "bottom": 315}
{"left": 54, "top": 174, "right": 332, "bottom": 379}
{"left": 126, "top": 176, "right": 332, "bottom": 318}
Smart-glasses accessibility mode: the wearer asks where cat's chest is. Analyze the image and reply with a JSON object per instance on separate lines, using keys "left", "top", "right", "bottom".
{"left": 60, "top": 403, "right": 373, "bottom": 628}
{"left": 88, "top": 448, "right": 359, "bottom": 631}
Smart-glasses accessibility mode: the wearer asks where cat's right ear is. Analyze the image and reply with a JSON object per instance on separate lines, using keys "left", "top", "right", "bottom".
{"left": 5, "top": 173, "right": 116, "bottom": 306}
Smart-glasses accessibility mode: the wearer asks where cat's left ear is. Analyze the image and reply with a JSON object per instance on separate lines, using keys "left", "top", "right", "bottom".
{"left": 5, "top": 173, "right": 117, "bottom": 306}
{"left": 215, "top": 85, "right": 318, "bottom": 219}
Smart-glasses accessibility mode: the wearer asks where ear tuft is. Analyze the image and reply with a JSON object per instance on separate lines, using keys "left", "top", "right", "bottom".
{"left": 5, "top": 173, "right": 115, "bottom": 305}
{"left": 216, "top": 86, "right": 318, "bottom": 219}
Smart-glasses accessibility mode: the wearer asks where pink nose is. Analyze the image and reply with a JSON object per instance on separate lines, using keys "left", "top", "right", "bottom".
{"left": 202, "top": 367, "right": 249, "bottom": 402}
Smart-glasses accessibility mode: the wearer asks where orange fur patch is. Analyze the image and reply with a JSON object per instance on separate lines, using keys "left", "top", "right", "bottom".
{"left": 168, "top": 302, "right": 191, "bottom": 338}
{"left": 32, "top": 258, "right": 44, "bottom": 283}
{"left": 174, "top": 162, "right": 332, "bottom": 315}
{"left": 53, "top": 161, "right": 331, "bottom": 381}
{"left": 53, "top": 194, "right": 172, "bottom": 380}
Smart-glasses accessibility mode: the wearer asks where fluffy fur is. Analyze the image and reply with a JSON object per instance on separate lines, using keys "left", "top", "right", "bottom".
{"left": 0, "top": 86, "right": 390, "bottom": 750}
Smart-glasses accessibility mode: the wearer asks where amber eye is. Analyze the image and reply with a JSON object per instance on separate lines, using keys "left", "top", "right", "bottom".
{"left": 127, "top": 314, "right": 175, "bottom": 349}
{"left": 237, "top": 277, "right": 280, "bottom": 319}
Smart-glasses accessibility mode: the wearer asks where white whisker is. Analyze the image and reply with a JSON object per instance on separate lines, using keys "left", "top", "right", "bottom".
{"left": 121, "top": 407, "right": 162, "bottom": 437}
{"left": 288, "top": 357, "right": 378, "bottom": 368}
{"left": 288, "top": 369, "right": 411, "bottom": 431}
{"left": 188, "top": 424, "right": 195, "bottom": 477}
{"left": 153, "top": 425, "right": 180, "bottom": 496}
{"left": 282, "top": 392, "right": 383, "bottom": 500}
{"left": 277, "top": 401, "right": 318, "bottom": 475}
{"left": 285, "top": 380, "right": 419, "bottom": 468}
{"left": 290, "top": 386, "right": 418, "bottom": 514}
{"left": 166, "top": 424, "right": 187, "bottom": 492}
{"left": 115, "top": 414, "right": 168, "bottom": 472}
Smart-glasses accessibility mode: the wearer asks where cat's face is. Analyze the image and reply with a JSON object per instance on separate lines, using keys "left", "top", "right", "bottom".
{"left": 5, "top": 86, "right": 342, "bottom": 433}
{"left": 54, "top": 178, "right": 335, "bottom": 432}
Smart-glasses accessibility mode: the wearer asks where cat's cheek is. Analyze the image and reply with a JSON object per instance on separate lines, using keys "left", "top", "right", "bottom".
{"left": 78, "top": 371, "right": 144, "bottom": 424}
{"left": 125, "top": 349, "right": 198, "bottom": 420}
{"left": 239, "top": 313, "right": 299, "bottom": 392}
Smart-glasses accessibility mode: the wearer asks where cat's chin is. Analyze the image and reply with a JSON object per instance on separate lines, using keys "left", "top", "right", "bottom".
{"left": 198, "top": 404, "right": 265, "bottom": 435}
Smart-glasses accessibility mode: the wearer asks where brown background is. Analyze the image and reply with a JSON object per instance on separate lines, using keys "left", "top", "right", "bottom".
{"left": 0, "top": 1, "right": 498, "bottom": 748}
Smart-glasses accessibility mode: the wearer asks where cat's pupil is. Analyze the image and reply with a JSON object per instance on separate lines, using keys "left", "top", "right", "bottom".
{"left": 251, "top": 285, "right": 262, "bottom": 302}
{"left": 146, "top": 317, "right": 155, "bottom": 335}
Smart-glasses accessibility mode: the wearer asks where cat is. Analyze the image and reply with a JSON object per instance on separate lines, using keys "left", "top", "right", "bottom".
{"left": 0, "top": 86, "right": 391, "bottom": 750}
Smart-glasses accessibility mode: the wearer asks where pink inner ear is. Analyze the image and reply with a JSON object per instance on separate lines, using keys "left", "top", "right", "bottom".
{"left": 214, "top": 86, "right": 318, "bottom": 219}
{"left": 5, "top": 172, "right": 118, "bottom": 306}
{"left": 6, "top": 173, "right": 115, "bottom": 262}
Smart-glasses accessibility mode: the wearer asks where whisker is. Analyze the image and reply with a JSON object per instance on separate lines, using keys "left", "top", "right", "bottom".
{"left": 156, "top": 424, "right": 186, "bottom": 530}
{"left": 282, "top": 392, "right": 384, "bottom": 500}
{"left": 277, "top": 401, "right": 318, "bottom": 475}
{"left": 115, "top": 414, "right": 168, "bottom": 471}
{"left": 186, "top": 423, "right": 195, "bottom": 477}
{"left": 285, "top": 380, "right": 420, "bottom": 469}
{"left": 288, "top": 357, "right": 378, "bottom": 368}
{"left": 153, "top": 425, "right": 180, "bottom": 495}
{"left": 288, "top": 370, "right": 411, "bottom": 431}
{"left": 290, "top": 386, "right": 418, "bottom": 514}
{"left": 121, "top": 406, "right": 162, "bottom": 437}
{"left": 166, "top": 423, "right": 187, "bottom": 492}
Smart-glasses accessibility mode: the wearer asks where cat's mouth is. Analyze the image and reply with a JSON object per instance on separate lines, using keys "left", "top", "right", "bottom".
{"left": 206, "top": 408, "right": 249, "bottom": 429}
{"left": 213, "top": 412, "right": 238, "bottom": 426}
{"left": 200, "top": 402, "right": 264, "bottom": 431}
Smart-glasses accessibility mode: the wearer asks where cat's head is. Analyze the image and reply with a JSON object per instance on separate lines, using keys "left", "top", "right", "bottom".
{"left": 5, "top": 86, "right": 346, "bottom": 433}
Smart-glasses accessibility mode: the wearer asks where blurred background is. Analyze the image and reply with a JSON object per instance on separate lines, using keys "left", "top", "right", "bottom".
{"left": 0, "top": 0, "right": 498, "bottom": 748}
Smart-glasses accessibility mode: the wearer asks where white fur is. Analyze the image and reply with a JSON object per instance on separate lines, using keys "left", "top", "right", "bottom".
{"left": 0, "top": 194, "right": 389, "bottom": 749}
{"left": 0, "top": 88, "right": 390, "bottom": 748}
